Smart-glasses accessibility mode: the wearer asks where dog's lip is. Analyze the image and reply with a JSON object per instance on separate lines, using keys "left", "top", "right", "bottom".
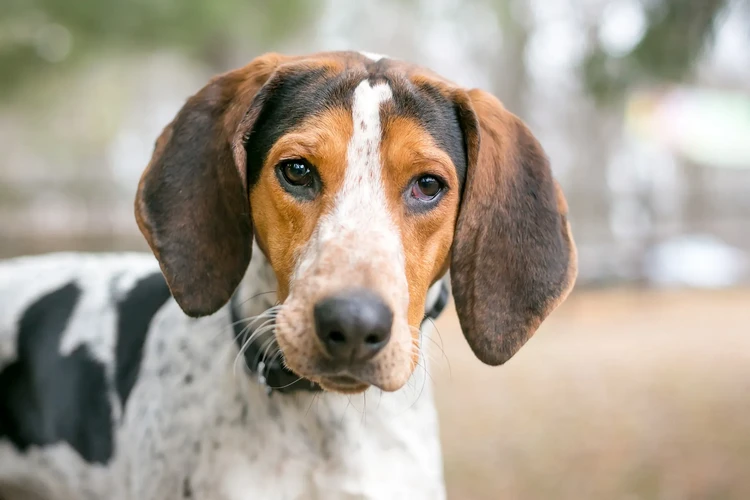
{"left": 325, "top": 374, "right": 361, "bottom": 385}
{"left": 318, "top": 374, "right": 370, "bottom": 393}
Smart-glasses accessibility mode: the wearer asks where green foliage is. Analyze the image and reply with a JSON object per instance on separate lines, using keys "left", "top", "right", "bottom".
{"left": 583, "top": 0, "right": 731, "bottom": 104}
{"left": 0, "top": 0, "right": 319, "bottom": 96}
{"left": 0, "top": 0, "right": 739, "bottom": 103}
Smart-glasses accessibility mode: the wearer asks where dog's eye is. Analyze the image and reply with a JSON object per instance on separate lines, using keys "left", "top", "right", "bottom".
{"left": 411, "top": 175, "right": 443, "bottom": 201}
{"left": 280, "top": 160, "right": 313, "bottom": 187}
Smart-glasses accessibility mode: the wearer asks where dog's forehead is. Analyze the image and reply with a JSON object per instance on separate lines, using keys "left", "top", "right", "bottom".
{"left": 245, "top": 52, "right": 467, "bottom": 186}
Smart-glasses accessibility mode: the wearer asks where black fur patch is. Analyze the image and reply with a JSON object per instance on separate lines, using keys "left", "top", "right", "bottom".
{"left": 244, "top": 57, "right": 467, "bottom": 192}
{"left": 114, "top": 272, "right": 172, "bottom": 409}
{"left": 244, "top": 68, "right": 357, "bottom": 188}
{"left": 229, "top": 294, "right": 321, "bottom": 394}
{"left": 388, "top": 77, "right": 468, "bottom": 188}
{"left": 0, "top": 282, "right": 114, "bottom": 464}
{"left": 356, "top": 54, "right": 467, "bottom": 187}
{"left": 424, "top": 281, "right": 450, "bottom": 322}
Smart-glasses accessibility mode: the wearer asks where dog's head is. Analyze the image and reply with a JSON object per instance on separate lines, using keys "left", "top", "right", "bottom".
{"left": 135, "top": 51, "right": 577, "bottom": 393}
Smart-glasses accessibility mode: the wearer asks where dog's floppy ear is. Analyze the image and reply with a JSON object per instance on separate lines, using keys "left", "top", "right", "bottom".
{"left": 450, "top": 89, "right": 577, "bottom": 365}
{"left": 134, "top": 53, "right": 290, "bottom": 317}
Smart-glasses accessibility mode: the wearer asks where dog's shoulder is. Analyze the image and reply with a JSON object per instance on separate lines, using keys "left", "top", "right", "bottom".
{"left": 0, "top": 252, "right": 164, "bottom": 307}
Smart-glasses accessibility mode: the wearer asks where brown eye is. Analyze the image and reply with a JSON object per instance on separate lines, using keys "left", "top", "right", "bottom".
{"left": 281, "top": 160, "right": 313, "bottom": 186}
{"left": 411, "top": 175, "right": 443, "bottom": 201}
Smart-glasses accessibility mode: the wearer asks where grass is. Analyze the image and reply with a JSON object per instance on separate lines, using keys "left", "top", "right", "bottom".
{"left": 430, "top": 288, "right": 750, "bottom": 500}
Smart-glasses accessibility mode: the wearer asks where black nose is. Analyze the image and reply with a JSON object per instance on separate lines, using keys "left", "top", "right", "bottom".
{"left": 314, "top": 289, "right": 393, "bottom": 364}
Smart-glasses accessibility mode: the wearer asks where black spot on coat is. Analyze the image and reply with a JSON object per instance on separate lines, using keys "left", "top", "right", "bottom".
{"left": 114, "top": 272, "right": 172, "bottom": 409}
{"left": 0, "top": 282, "right": 114, "bottom": 464}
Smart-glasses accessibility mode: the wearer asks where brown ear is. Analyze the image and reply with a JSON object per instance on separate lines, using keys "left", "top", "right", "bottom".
{"left": 451, "top": 89, "right": 577, "bottom": 365}
{"left": 134, "top": 53, "right": 289, "bottom": 317}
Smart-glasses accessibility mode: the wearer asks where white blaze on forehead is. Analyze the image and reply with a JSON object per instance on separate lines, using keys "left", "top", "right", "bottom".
{"left": 338, "top": 79, "right": 393, "bottom": 217}
{"left": 292, "top": 79, "right": 408, "bottom": 311}
{"left": 282, "top": 78, "right": 413, "bottom": 386}
{"left": 325, "top": 79, "right": 396, "bottom": 240}
{"left": 360, "top": 51, "right": 388, "bottom": 61}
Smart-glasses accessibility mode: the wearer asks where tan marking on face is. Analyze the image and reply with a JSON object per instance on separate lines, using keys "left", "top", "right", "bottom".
{"left": 271, "top": 80, "right": 414, "bottom": 392}
{"left": 380, "top": 115, "right": 460, "bottom": 339}
{"left": 249, "top": 107, "right": 353, "bottom": 300}
{"left": 259, "top": 81, "right": 463, "bottom": 393}
{"left": 137, "top": 49, "right": 575, "bottom": 392}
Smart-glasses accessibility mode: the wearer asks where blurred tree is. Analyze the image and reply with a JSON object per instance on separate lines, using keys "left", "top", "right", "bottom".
{"left": 583, "top": 0, "right": 734, "bottom": 104}
{"left": 1, "top": 0, "right": 738, "bottom": 104}
{"left": 0, "top": 0, "right": 318, "bottom": 96}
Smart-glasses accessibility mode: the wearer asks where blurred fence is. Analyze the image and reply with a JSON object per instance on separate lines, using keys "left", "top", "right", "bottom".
{"left": 1, "top": 0, "right": 749, "bottom": 287}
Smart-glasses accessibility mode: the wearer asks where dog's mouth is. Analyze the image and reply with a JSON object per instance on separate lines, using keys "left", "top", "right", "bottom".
{"left": 233, "top": 328, "right": 375, "bottom": 394}
{"left": 317, "top": 374, "right": 371, "bottom": 393}
{"left": 231, "top": 314, "right": 380, "bottom": 394}
{"left": 272, "top": 291, "right": 417, "bottom": 394}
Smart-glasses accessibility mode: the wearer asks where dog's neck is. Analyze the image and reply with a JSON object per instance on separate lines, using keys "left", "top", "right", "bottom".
{"left": 230, "top": 242, "right": 450, "bottom": 395}
{"left": 234, "top": 242, "right": 281, "bottom": 319}
{"left": 229, "top": 242, "right": 316, "bottom": 394}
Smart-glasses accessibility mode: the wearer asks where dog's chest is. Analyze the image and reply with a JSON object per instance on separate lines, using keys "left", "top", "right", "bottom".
{"left": 189, "top": 392, "right": 446, "bottom": 500}
{"left": 0, "top": 254, "right": 447, "bottom": 500}
{"left": 124, "top": 303, "right": 446, "bottom": 500}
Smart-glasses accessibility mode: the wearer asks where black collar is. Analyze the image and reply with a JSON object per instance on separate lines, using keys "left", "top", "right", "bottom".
{"left": 229, "top": 296, "right": 321, "bottom": 395}
{"left": 229, "top": 281, "right": 450, "bottom": 395}
{"left": 425, "top": 280, "right": 450, "bottom": 322}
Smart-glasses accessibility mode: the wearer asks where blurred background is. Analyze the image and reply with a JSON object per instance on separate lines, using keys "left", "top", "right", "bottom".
{"left": 1, "top": 0, "right": 749, "bottom": 498}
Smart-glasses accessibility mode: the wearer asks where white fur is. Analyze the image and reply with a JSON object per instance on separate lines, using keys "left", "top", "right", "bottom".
{"left": 0, "top": 252, "right": 447, "bottom": 499}
{"left": 359, "top": 51, "right": 388, "bottom": 61}
{"left": 295, "top": 80, "right": 407, "bottom": 300}
{"left": 288, "top": 79, "right": 412, "bottom": 378}
{"left": 324, "top": 80, "right": 401, "bottom": 261}
{"left": 0, "top": 78, "right": 448, "bottom": 500}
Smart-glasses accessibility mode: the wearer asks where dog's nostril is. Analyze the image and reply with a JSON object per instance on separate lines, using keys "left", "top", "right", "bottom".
{"left": 364, "top": 334, "right": 381, "bottom": 345}
{"left": 328, "top": 331, "right": 346, "bottom": 344}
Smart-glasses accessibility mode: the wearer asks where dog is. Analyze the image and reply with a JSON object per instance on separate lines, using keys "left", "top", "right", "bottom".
{"left": 0, "top": 51, "right": 577, "bottom": 499}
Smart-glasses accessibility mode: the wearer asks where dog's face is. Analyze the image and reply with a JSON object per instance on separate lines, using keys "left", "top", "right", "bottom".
{"left": 246, "top": 60, "right": 466, "bottom": 392}
{"left": 135, "top": 52, "right": 577, "bottom": 393}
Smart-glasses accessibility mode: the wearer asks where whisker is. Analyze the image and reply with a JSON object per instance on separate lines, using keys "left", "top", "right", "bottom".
{"left": 267, "top": 348, "right": 283, "bottom": 367}
{"left": 252, "top": 336, "right": 277, "bottom": 367}
{"left": 269, "top": 374, "right": 306, "bottom": 391}
{"left": 305, "top": 392, "right": 320, "bottom": 418}
{"left": 402, "top": 360, "right": 431, "bottom": 411}
{"left": 210, "top": 292, "right": 279, "bottom": 343}
{"left": 235, "top": 324, "right": 277, "bottom": 365}
{"left": 411, "top": 341, "right": 443, "bottom": 373}
{"left": 232, "top": 323, "right": 258, "bottom": 378}
{"left": 229, "top": 307, "right": 279, "bottom": 330}
{"left": 408, "top": 325, "right": 450, "bottom": 376}
{"left": 361, "top": 392, "right": 368, "bottom": 426}
{"left": 234, "top": 333, "right": 275, "bottom": 380}
{"left": 236, "top": 314, "right": 278, "bottom": 352}
{"left": 340, "top": 397, "right": 353, "bottom": 426}
{"left": 259, "top": 337, "right": 279, "bottom": 366}
{"left": 426, "top": 317, "right": 446, "bottom": 356}
{"left": 233, "top": 322, "right": 255, "bottom": 347}
{"left": 417, "top": 327, "right": 450, "bottom": 365}
{"left": 234, "top": 290, "right": 278, "bottom": 311}
{"left": 228, "top": 303, "right": 284, "bottom": 379}
{"left": 390, "top": 334, "right": 437, "bottom": 411}
{"left": 247, "top": 317, "right": 278, "bottom": 339}
{"left": 226, "top": 317, "right": 282, "bottom": 372}
{"left": 414, "top": 359, "right": 436, "bottom": 386}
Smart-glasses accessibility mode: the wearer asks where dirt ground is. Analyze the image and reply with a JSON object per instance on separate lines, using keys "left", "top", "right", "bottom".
{"left": 430, "top": 288, "right": 750, "bottom": 500}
